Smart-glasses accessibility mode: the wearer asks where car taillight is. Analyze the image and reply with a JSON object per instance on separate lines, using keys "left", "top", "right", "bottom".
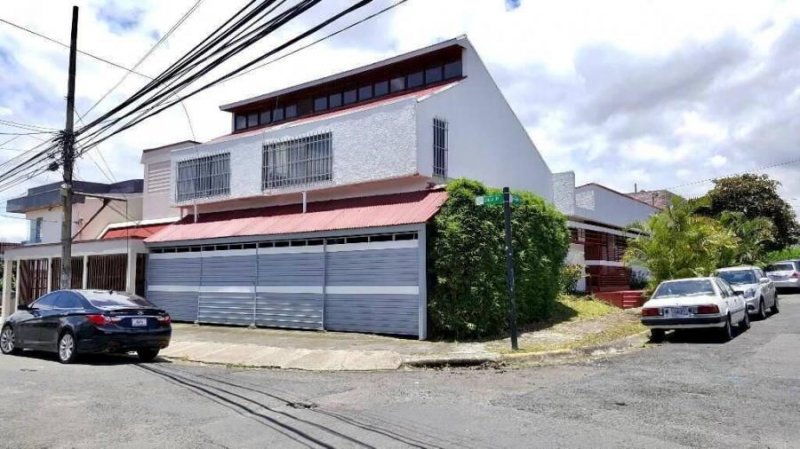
{"left": 86, "top": 314, "right": 111, "bottom": 326}
{"left": 641, "top": 307, "right": 661, "bottom": 317}
{"left": 157, "top": 315, "right": 171, "bottom": 325}
{"left": 695, "top": 304, "right": 720, "bottom": 314}
{"left": 792, "top": 272, "right": 800, "bottom": 279}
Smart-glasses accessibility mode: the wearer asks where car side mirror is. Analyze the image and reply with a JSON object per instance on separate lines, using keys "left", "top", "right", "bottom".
{"left": 759, "top": 277, "right": 771, "bottom": 285}
{"left": 17, "top": 304, "right": 29, "bottom": 311}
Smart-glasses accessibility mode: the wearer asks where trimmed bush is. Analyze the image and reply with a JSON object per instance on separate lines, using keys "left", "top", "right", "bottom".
{"left": 427, "top": 179, "right": 570, "bottom": 339}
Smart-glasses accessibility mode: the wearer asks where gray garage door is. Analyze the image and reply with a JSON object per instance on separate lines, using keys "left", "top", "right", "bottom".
{"left": 146, "top": 231, "right": 421, "bottom": 337}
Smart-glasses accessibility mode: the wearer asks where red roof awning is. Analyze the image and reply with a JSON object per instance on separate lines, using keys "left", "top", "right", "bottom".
{"left": 145, "top": 189, "right": 447, "bottom": 244}
{"left": 102, "top": 224, "right": 170, "bottom": 240}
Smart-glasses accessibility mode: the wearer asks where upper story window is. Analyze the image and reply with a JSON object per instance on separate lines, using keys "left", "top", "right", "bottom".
{"left": 433, "top": 118, "right": 448, "bottom": 178}
{"left": 176, "top": 153, "right": 231, "bottom": 202}
{"left": 263, "top": 133, "right": 332, "bottom": 189}
{"left": 29, "top": 217, "right": 43, "bottom": 243}
{"left": 231, "top": 53, "right": 464, "bottom": 133}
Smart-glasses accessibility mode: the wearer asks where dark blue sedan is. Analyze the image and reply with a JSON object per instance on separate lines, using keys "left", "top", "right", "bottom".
{"left": 1, "top": 290, "right": 171, "bottom": 363}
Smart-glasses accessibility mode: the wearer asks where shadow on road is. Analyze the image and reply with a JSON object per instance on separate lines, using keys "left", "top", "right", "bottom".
{"left": 10, "top": 350, "right": 170, "bottom": 366}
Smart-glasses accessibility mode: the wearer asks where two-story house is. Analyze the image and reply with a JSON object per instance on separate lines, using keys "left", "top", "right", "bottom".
{"left": 135, "top": 35, "right": 555, "bottom": 340}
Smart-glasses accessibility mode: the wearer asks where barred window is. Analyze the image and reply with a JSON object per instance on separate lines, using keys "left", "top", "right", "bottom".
{"left": 262, "top": 133, "right": 332, "bottom": 189}
{"left": 175, "top": 153, "right": 230, "bottom": 202}
{"left": 433, "top": 118, "right": 448, "bottom": 178}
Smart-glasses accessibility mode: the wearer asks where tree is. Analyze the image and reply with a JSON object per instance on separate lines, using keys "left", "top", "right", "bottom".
{"left": 717, "top": 211, "right": 774, "bottom": 266}
{"left": 699, "top": 174, "right": 799, "bottom": 250}
{"left": 624, "top": 198, "right": 738, "bottom": 289}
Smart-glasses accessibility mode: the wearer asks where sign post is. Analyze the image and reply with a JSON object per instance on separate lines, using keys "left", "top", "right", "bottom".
{"left": 475, "top": 187, "right": 519, "bottom": 350}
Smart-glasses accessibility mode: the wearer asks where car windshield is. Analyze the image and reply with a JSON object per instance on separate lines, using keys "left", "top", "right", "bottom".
{"left": 717, "top": 270, "right": 756, "bottom": 285}
{"left": 767, "top": 263, "right": 794, "bottom": 272}
{"left": 652, "top": 280, "right": 715, "bottom": 298}
{"left": 84, "top": 292, "right": 153, "bottom": 308}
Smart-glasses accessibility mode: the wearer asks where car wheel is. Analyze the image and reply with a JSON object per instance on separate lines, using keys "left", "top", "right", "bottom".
{"left": 649, "top": 329, "right": 665, "bottom": 343}
{"left": 0, "top": 325, "right": 21, "bottom": 355}
{"left": 719, "top": 314, "right": 733, "bottom": 342}
{"left": 57, "top": 331, "right": 78, "bottom": 364}
{"left": 770, "top": 296, "right": 780, "bottom": 314}
{"left": 137, "top": 348, "right": 160, "bottom": 363}
{"left": 739, "top": 308, "right": 750, "bottom": 331}
{"left": 756, "top": 299, "right": 767, "bottom": 320}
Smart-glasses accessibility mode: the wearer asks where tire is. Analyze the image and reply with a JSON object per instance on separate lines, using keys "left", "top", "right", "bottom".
{"left": 770, "top": 295, "right": 780, "bottom": 315}
{"left": 719, "top": 314, "right": 733, "bottom": 342}
{"left": 1, "top": 325, "right": 21, "bottom": 355}
{"left": 739, "top": 308, "right": 750, "bottom": 331}
{"left": 649, "top": 329, "right": 666, "bottom": 343}
{"left": 137, "top": 348, "right": 160, "bottom": 363}
{"left": 57, "top": 331, "right": 78, "bottom": 364}
{"left": 756, "top": 298, "right": 767, "bottom": 320}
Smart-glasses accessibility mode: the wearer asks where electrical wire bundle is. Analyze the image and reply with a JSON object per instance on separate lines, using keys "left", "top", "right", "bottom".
{"left": 0, "top": 0, "right": 380, "bottom": 195}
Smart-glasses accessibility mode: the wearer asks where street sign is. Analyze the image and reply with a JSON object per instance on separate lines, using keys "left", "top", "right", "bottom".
{"left": 475, "top": 188, "right": 520, "bottom": 351}
{"left": 475, "top": 193, "right": 521, "bottom": 207}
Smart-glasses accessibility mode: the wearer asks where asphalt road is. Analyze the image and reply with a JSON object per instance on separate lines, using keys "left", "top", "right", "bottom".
{"left": 1, "top": 294, "right": 799, "bottom": 449}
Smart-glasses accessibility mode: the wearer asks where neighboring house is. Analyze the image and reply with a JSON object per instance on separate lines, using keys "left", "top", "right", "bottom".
{"left": 554, "top": 173, "right": 660, "bottom": 292}
{"left": 626, "top": 189, "right": 678, "bottom": 210}
{"left": 1, "top": 145, "right": 182, "bottom": 308}
{"left": 138, "top": 35, "right": 554, "bottom": 340}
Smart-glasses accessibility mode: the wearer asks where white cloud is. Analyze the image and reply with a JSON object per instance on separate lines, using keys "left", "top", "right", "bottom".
{"left": 710, "top": 155, "right": 728, "bottom": 167}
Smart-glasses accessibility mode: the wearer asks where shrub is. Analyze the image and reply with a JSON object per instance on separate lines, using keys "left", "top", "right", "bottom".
{"left": 763, "top": 246, "right": 800, "bottom": 265}
{"left": 427, "top": 178, "right": 570, "bottom": 339}
{"left": 560, "top": 264, "right": 584, "bottom": 294}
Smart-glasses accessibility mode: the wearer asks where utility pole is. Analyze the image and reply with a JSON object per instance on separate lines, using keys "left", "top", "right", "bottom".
{"left": 60, "top": 5, "right": 79, "bottom": 290}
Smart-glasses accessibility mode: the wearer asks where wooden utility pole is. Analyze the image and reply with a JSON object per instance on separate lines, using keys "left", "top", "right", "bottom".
{"left": 60, "top": 5, "right": 78, "bottom": 290}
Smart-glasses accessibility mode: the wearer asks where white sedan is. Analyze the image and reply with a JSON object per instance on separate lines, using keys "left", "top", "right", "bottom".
{"left": 641, "top": 277, "right": 749, "bottom": 342}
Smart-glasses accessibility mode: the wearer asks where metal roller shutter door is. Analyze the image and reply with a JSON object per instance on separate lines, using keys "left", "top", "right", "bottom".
{"left": 198, "top": 249, "right": 257, "bottom": 326}
{"left": 256, "top": 248, "right": 324, "bottom": 330}
{"left": 146, "top": 254, "right": 200, "bottom": 322}
{"left": 324, "top": 240, "right": 420, "bottom": 336}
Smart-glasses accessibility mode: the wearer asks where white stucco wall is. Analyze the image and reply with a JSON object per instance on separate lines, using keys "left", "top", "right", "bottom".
{"left": 566, "top": 242, "right": 587, "bottom": 292}
{"left": 142, "top": 145, "right": 185, "bottom": 220}
{"left": 170, "top": 99, "right": 418, "bottom": 207}
{"left": 573, "top": 184, "right": 659, "bottom": 228}
{"left": 415, "top": 41, "right": 554, "bottom": 201}
{"left": 25, "top": 208, "right": 63, "bottom": 244}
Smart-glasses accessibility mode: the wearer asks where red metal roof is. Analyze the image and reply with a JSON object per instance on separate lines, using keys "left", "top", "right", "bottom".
{"left": 102, "top": 224, "right": 170, "bottom": 240}
{"left": 145, "top": 189, "right": 448, "bottom": 244}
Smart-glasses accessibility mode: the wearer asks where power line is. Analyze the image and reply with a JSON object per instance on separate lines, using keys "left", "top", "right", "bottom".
{"left": 0, "top": 17, "right": 152, "bottom": 77}
{"left": 0, "top": 119, "right": 58, "bottom": 132}
{"left": 664, "top": 156, "right": 800, "bottom": 192}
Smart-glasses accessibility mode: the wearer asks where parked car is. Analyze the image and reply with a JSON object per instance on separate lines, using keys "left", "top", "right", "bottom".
{"left": 765, "top": 260, "right": 800, "bottom": 291}
{"left": 641, "top": 277, "right": 749, "bottom": 342}
{"left": 0, "top": 290, "right": 171, "bottom": 364}
{"left": 715, "top": 266, "right": 778, "bottom": 319}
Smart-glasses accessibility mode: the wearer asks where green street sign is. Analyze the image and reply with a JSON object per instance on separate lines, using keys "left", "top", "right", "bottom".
{"left": 475, "top": 194, "right": 521, "bottom": 207}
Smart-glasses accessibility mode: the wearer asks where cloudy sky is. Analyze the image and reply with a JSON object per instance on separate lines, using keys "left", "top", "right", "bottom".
{"left": 1, "top": 0, "right": 799, "bottom": 241}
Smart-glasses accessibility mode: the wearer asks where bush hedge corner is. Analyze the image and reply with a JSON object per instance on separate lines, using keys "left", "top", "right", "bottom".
{"left": 427, "top": 178, "right": 570, "bottom": 339}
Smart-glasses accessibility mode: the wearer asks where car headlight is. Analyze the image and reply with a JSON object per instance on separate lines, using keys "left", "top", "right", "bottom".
{"left": 744, "top": 288, "right": 757, "bottom": 299}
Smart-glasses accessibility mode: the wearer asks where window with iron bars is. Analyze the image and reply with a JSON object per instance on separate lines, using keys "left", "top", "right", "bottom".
{"left": 262, "top": 133, "right": 333, "bottom": 189}
{"left": 433, "top": 118, "right": 448, "bottom": 178}
{"left": 175, "top": 153, "right": 231, "bottom": 202}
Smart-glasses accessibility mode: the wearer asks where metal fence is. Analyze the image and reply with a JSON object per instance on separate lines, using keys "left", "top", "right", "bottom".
{"left": 433, "top": 118, "right": 448, "bottom": 178}
{"left": 176, "top": 153, "right": 231, "bottom": 202}
{"left": 262, "top": 133, "right": 332, "bottom": 189}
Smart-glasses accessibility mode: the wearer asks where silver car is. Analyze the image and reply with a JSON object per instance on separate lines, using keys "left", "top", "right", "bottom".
{"left": 765, "top": 260, "right": 800, "bottom": 291}
{"left": 715, "top": 266, "right": 779, "bottom": 320}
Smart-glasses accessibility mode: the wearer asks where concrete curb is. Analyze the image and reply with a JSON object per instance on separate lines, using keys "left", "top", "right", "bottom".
{"left": 161, "top": 331, "right": 650, "bottom": 372}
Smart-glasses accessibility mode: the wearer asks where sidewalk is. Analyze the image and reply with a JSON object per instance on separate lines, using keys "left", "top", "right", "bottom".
{"left": 161, "top": 305, "right": 647, "bottom": 371}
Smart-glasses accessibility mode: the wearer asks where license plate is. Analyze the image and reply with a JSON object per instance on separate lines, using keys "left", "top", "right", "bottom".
{"left": 131, "top": 318, "right": 148, "bottom": 327}
{"left": 665, "top": 307, "right": 690, "bottom": 317}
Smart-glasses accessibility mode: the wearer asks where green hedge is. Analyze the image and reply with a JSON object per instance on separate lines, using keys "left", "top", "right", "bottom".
{"left": 427, "top": 179, "right": 569, "bottom": 339}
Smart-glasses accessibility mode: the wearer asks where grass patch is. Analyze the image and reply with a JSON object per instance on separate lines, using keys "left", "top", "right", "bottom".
{"left": 510, "top": 321, "right": 647, "bottom": 354}
{"left": 550, "top": 294, "right": 619, "bottom": 322}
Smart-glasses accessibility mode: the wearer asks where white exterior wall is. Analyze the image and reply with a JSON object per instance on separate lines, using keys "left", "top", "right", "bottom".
{"left": 25, "top": 208, "right": 63, "bottom": 244}
{"left": 415, "top": 41, "right": 554, "bottom": 200}
{"left": 73, "top": 196, "right": 143, "bottom": 240}
{"left": 574, "top": 185, "right": 659, "bottom": 228}
{"left": 142, "top": 144, "right": 191, "bottom": 220}
{"left": 566, "top": 242, "right": 587, "bottom": 292}
{"left": 170, "top": 100, "right": 418, "bottom": 207}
